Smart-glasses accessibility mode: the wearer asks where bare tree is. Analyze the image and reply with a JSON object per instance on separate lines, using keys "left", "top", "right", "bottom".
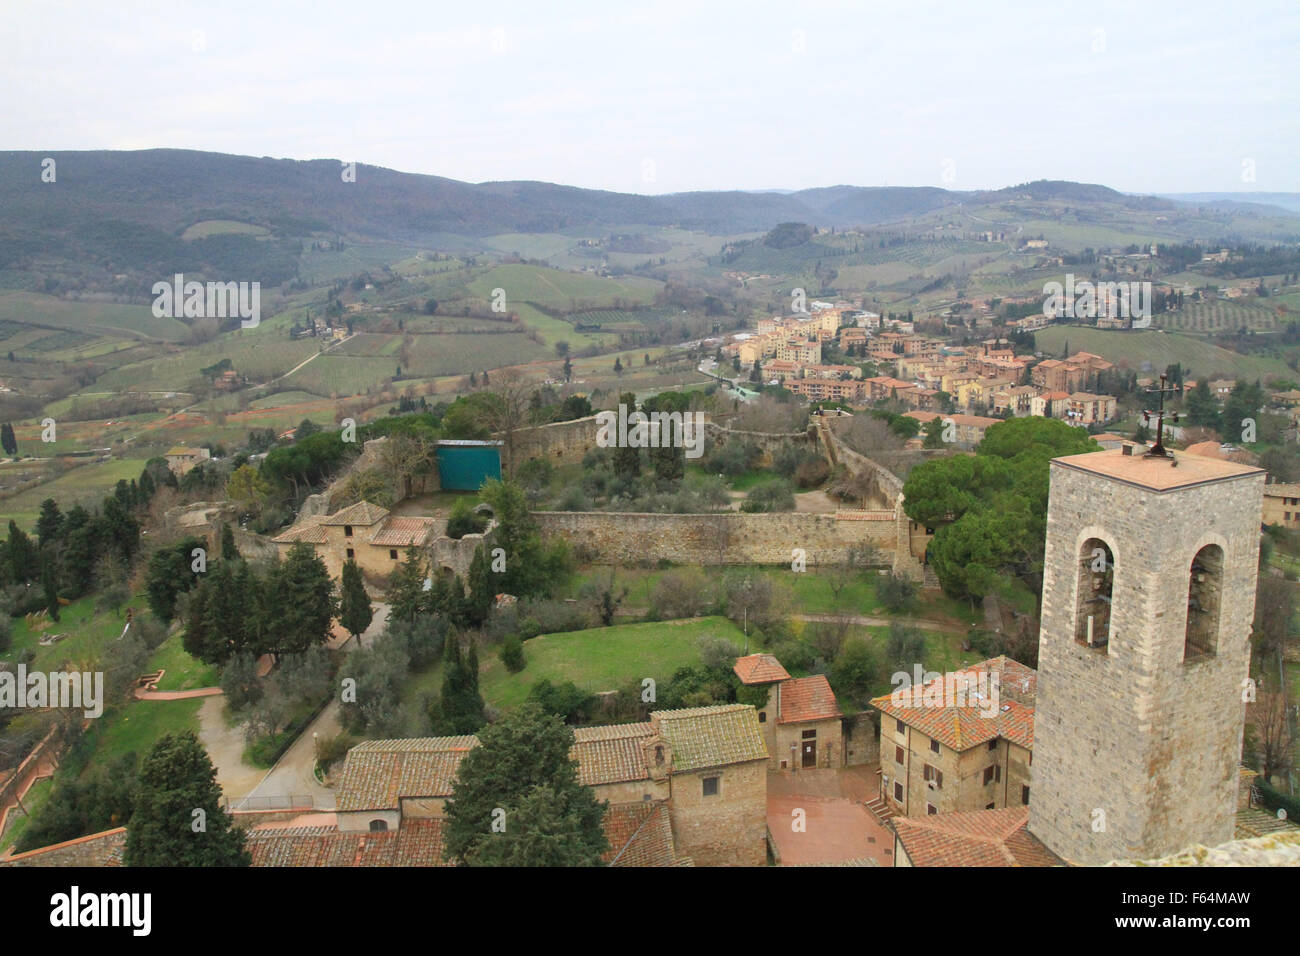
{"left": 1253, "top": 690, "right": 1294, "bottom": 782}
{"left": 486, "top": 369, "right": 533, "bottom": 478}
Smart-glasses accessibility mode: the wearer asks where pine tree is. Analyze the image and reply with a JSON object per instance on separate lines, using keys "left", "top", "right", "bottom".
{"left": 0, "top": 422, "right": 16, "bottom": 456}
{"left": 444, "top": 703, "right": 607, "bottom": 866}
{"left": 124, "top": 732, "right": 251, "bottom": 867}
{"left": 5, "top": 520, "right": 37, "bottom": 583}
{"left": 41, "top": 557, "right": 60, "bottom": 621}
{"left": 386, "top": 549, "right": 428, "bottom": 622}
{"left": 562, "top": 355, "right": 572, "bottom": 383}
{"left": 265, "top": 542, "right": 337, "bottom": 659}
{"left": 338, "top": 558, "right": 373, "bottom": 646}
{"left": 220, "top": 523, "right": 239, "bottom": 561}
{"left": 613, "top": 356, "right": 623, "bottom": 375}
{"left": 465, "top": 545, "right": 494, "bottom": 626}
{"left": 612, "top": 392, "right": 640, "bottom": 480}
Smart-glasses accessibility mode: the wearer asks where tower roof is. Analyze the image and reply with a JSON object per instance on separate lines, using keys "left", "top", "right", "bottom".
{"left": 1052, "top": 447, "right": 1263, "bottom": 493}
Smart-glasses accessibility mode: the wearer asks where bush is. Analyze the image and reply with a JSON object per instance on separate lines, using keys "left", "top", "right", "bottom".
{"left": 740, "top": 479, "right": 795, "bottom": 513}
{"left": 446, "top": 499, "right": 489, "bottom": 539}
{"left": 698, "top": 634, "right": 741, "bottom": 670}
{"left": 651, "top": 570, "right": 717, "bottom": 620}
{"left": 220, "top": 652, "right": 264, "bottom": 712}
{"left": 1255, "top": 776, "right": 1300, "bottom": 821}
{"left": 314, "top": 732, "right": 359, "bottom": 775}
{"left": 794, "top": 456, "right": 830, "bottom": 488}
{"left": 528, "top": 678, "right": 592, "bottom": 724}
{"left": 767, "top": 639, "right": 815, "bottom": 673}
{"left": 877, "top": 572, "right": 918, "bottom": 613}
{"left": 500, "top": 634, "right": 526, "bottom": 673}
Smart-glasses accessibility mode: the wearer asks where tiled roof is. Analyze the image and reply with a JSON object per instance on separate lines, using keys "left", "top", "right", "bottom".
{"left": 651, "top": 705, "right": 767, "bottom": 771}
{"left": 0, "top": 827, "right": 126, "bottom": 867}
{"left": 368, "top": 516, "right": 437, "bottom": 547}
{"left": 779, "top": 675, "right": 842, "bottom": 724}
{"left": 733, "top": 653, "right": 791, "bottom": 685}
{"left": 321, "top": 500, "right": 390, "bottom": 527}
{"left": 572, "top": 722, "right": 655, "bottom": 787}
{"left": 893, "top": 807, "right": 1062, "bottom": 867}
{"left": 271, "top": 514, "right": 328, "bottom": 544}
{"left": 247, "top": 820, "right": 450, "bottom": 867}
{"left": 603, "top": 801, "right": 688, "bottom": 866}
{"left": 335, "top": 737, "right": 478, "bottom": 811}
{"left": 248, "top": 804, "right": 689, "bottom": 867}
{"left": 165, "top": 446, "right": 205, "bottom": 457}
{"left": 870, "top": 657, "right": 1036, "bottom": 751}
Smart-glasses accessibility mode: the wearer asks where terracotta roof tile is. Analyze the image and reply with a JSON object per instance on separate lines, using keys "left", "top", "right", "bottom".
{"left": 733, "top": 654, "right": 791, "bottom": 685}
{"left": 368, "top": 516, "right": 437, "bottom": 547}
{"left": 778, "top": 675, "right": 841, "bottom": 724}
{"left": 321, "top": 500, "right": 390, "bottom": 527}
{"left": 871, "top": 657, "right": 1036, "bottom": 751}
{"left": 893, "top": 807, "right": 1062, "bottom": 867}
{"left": 335, "top": 737, "right": 478, "bottom": 811}
{"left": 572, "top": 722, "right": 655, "bottom": 786}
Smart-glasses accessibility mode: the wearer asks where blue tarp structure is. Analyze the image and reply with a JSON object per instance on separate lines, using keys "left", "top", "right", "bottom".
{"left": 436, "top": 440, "right": 502, "bottom": 491}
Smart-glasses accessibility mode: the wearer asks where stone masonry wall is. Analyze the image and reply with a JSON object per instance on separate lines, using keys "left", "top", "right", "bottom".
{"left": 667, "top": 759, "right": 768, "bottom": 866}
{"left": 534, "top": 510, "right": 898, "bottom": 566}
{"left": 1029, "top": 461, "right": 1263, "bottom": 865}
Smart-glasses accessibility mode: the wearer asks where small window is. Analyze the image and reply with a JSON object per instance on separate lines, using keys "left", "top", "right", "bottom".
{"left": 986, "top": 802, "right": 996, "bottom": 810}
{"left": 983, "top": 766, "right": 995, "bottom": 785}
{"left": 344, "top": 525, "right": 353, "bottom": 537}
{"left": 895, "top": 746, "right": 905, "bottom": 765}
{"left": 801, "top": 729, "right": 817, "bottom": 740}
{"left": 1021, "top": 785, "right": 1030, "bottom": 806}
{"left": 894, "top": 781, "right": 904, "bottom": 802}
{"left": 654, "top": 745, "right": 664, "bottom": 766}
{"left": 702, "top": 776, "right": 719, "bottom": 797}
{"left": 369, "top": 819, "right": 388, "bottom": 832}
{"left": 389, "top": 549, "right": 398, "bottom": 559}
{"left": 929, "top": 739, "right": 939, "bottom": 754}
{"left": 346, "top": 548, "right": 355, "bottom": 559}
{"left": 758, "top": 711, "right": 766, "bottom": 723}
{"left": 926, "top": 803, "right": 937, "bottom": 816}
{"left": 987, "top": 739, "right": 997, "bottom": 752}
{"left": 896, "top": 719, "right": 906, "bottom": 735}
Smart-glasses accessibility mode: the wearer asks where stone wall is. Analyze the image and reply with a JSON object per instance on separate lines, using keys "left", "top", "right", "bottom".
{"left": 535, "top": 510, "right": 899, "bottom": 566}
{"left": 667, "top": 759, "right": 768, "bottom": 866}
{"left": 842, "top": 711, "right": 880, "bottom": 767}
{"left": 1029, "top": 458, "right": 1263, "bottom": 865}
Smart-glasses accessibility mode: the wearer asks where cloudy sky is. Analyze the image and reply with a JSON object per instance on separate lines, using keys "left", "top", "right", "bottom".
{"left": 4, "top": 0, "right": 1297, "bottom": 195}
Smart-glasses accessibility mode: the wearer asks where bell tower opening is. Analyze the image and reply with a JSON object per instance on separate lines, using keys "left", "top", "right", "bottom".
{"left": 1074, "top": 538, "right": 1114, "bottom": 651}
{"left": 1183, "top": 544, "right": 1223, "bottom": 663}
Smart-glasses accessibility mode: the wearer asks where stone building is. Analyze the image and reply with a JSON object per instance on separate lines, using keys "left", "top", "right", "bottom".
{"left": 325, "top": 703, "right": 767, "bottom": 866}
{"left": 871, "top": 656, "right": 1036, "bottom": 818}
{"left": 1028, "top": 445, "right": 1264, "bottom": 865}
{"left": 164, "top": 445, "right": 210, "bottom": 476}
{"left": 271, "top": 499, "right": 441, "bottom": 584}
{"left": 1261, "top": 482, "right": 1300, "bottom": 529}
{"left": 733, "top": 654, "right": 844, "bottom": 770}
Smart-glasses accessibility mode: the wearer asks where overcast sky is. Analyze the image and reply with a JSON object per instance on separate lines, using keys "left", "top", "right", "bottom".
{"left": 4, "top": 0, "right": 1297, "bottom": 195}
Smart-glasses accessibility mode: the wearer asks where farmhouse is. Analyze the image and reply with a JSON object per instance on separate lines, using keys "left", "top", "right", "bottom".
{"left": 271, "top": 500, "right": 443, "bottom": 582}
{"left": 733, "top": 654, "right": 844, "bottom": 771}
{"left": 164, "top": 445, "right": 210, "bottom": 477}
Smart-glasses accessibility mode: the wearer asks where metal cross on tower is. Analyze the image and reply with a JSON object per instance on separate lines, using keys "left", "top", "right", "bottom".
{"left": 1141, "top": 373, "right": 1182, "bottom": 458}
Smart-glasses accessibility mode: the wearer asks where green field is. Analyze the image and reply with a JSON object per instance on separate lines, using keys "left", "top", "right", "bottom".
{"left": 467, "top": 263, "right": 662, "bottom": 312}
{"left": 147, "top": 635, "right": 220, "bottom": 692}
{"left": 0, "top": 291, "right": 191, "bottom": 343}
{"left": 5, "top": 594, "right": 141, "bottom": 674}
{"left": 0, "top": 458, "right": 148, "bottom": 531}
{"left": 181, "top": 219, "right": 270, "bottom": 240}
{"left": 1156, "top": 300, "right": 1282, "bottom": 335}
{"left": 1035, "top": 326, "right": 1294, "bottom": 380}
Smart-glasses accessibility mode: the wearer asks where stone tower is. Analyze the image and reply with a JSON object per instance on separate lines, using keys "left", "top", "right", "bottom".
{"left": 1028, "top": 446, "right": 1264, "bottom": 865}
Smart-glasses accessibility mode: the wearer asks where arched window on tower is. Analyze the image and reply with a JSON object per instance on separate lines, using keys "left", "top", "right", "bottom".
{"left": 1075, "top": 538, "right": 1114, "bottom": 651}
{"left": 1184, "top": 544, "right": 1224, "bottom": 663}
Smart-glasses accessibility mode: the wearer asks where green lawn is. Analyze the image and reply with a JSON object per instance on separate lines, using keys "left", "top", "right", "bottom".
{"left": 0, "top": 458, "right": 148, "bottom": 531}
{"left": 0, "top": 776, "right": 54, "bottom": 853}
{"left": 147, "top": 635, "right": 219, "bottom": 691}
{"left": 7, "top": 594, "right": 139, "bottom": 673}
{"left": 400, "top": 616, "right": 740, "bottom": 719}
{"left": 78, "top": 698, "right": 204, "bottom": 773}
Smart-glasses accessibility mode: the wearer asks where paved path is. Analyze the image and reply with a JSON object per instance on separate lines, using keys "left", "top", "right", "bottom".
{"left": 133, "top": 686, "right": 223, "bottom": 701}
{"left": 231, "top": 604, "right": 389, "bottom": 810}
{"left": 767, "top": 767, "right": 893, "bottom": 866}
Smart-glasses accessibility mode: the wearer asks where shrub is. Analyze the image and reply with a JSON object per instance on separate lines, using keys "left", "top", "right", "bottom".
{"left": 500, "top": 634, "right": 526, "bottom": 673}
{"left": 314, "top": 732, "right": 359, "bottom": 775}
{"left": 445, "top": 499, "right": 489, "bottom": 539}
{"left": 794, "top": 456, "right": 830, "bottom": 488}
{"left": 740, "top": 479, "right": 795, "bottom": 513}
{"left": 698, "top": 634, "right": 742, "bottom": 671}
{"left": 527, "top": 678, "right": 592, "bottom": 724}
{"left": 877, "top": 572, "right": 918, "bottom": 613}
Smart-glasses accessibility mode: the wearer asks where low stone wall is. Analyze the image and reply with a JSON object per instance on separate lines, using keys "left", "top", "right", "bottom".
{"left": 842, "top": 711, "right": 880, "bottom": 767}
{"left": 534, "top": 510, "right": 898, "bottom": 566}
